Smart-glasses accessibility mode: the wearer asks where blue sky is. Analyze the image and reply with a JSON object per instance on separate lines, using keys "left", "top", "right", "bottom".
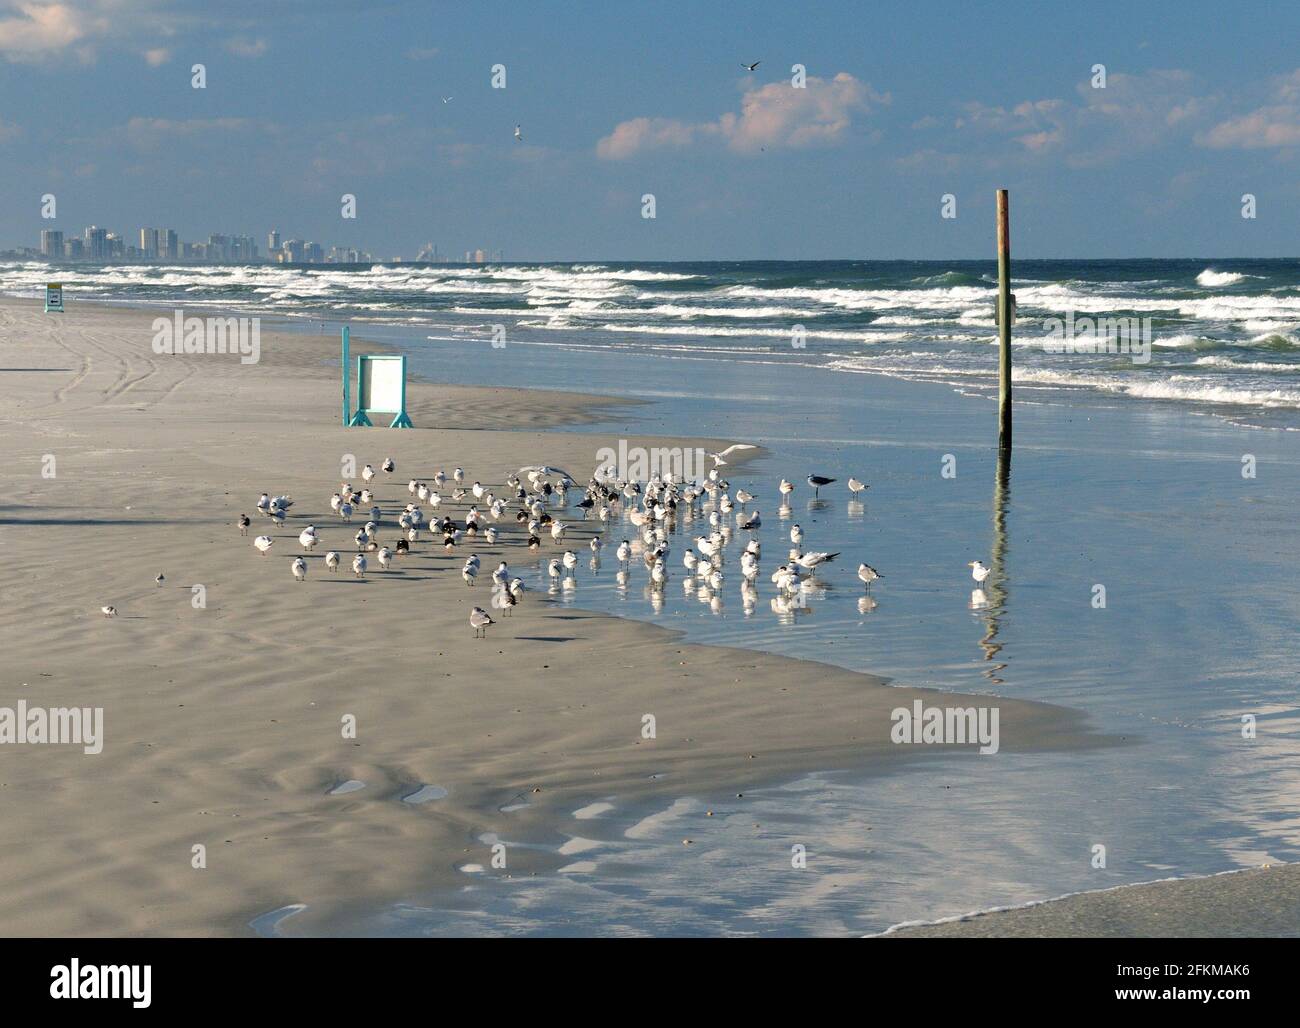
{"left": 2, "top": 0, "right": 1300, "bottom": 259}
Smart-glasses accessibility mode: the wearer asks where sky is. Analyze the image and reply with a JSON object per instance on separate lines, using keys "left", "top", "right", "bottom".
{"left": 2, "top": 0, "right": 1300, "bottom": 260}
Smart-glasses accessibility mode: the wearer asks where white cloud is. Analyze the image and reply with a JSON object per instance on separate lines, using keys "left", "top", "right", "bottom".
{"left": 597, "top": 72, "right": 886, "bottom": 159}
{"left": 1197, "top": 69, "right": 1300, "bottom": 149}
{"left": 0, "top": 2, "right": 98, "bottom": 60}
{"left": 143, "top": 45, "right": 169, "bottom": 65}
{"left": 225, "top": 35, "right": 266, "bottom": 58}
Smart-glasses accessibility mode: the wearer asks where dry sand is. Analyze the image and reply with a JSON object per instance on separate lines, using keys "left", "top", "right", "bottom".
{"left": 0, "top": 297, "right": 1104, "bottom": 936}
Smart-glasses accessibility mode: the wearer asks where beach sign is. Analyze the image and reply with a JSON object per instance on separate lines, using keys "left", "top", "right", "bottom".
{"left": 44, "top": 283, "right": 64, "bottom": 313}
{"left": 349, "top": 353, "right": 413, "bottom": 428}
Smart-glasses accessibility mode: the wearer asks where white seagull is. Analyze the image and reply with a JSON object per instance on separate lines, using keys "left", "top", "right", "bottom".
{"left": 969, "top": 560, "right": 991, "bottom": 585}
{"left": 705, "top": 444, "right": 757, "bottom": 468}
{"left": 292, "top": 557, "right": 307, "bottom": 582}
{"left": 325, "top": 551, "right": 341, "bottom": 573}
{"left": 253, "top": 535, "right": 274, "bottom": 556}
{"left": 470, "top": 606, "right": 495, "bottom": 637}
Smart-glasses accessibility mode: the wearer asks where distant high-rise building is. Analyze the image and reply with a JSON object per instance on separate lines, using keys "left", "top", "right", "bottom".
{"left": 140, "top": 228, "right": 159, "bottom": 258}
{"left": 474, "top": 248, "right": 486, "bottom": 264}
{"left": 161, "top": 229, "right": 178, "bottom": 260}
{"left": 84, "top": 226, "right": 108, "bottom": 259}
{"left": 304, "top": 241, "right": 324, "bottom": 263}
{"left": 40, "top": 230, "right": 63, "bottom": 258}
{"left": 268, "top": 229, "right": 280, "bottom": 254}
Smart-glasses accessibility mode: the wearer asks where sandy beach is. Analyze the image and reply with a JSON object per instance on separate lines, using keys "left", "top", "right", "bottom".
{"left": 0, "top": 298, "right": 1109, "bottom": 936}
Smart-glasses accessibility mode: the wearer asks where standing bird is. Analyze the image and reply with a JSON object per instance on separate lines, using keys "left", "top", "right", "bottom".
{"left": 790, "top": 524, "right": 803, "bottom": 547}
{"left": 806, "top": 474, "right": 836, "bottom": 497}
{"left": 292, "top": 557, "right": 307, "bottom": 582}
{"left": 155, "top": 573, "right": 165, "bottom": 588}
{"left": 969, "top": 560, "right": 991, "bottom": 586}
{"left": 848, "top": 477, "right": 868, "bottom": 497}
{"left": 238, "top": 514, "right": 251, "bottom": 536}
{"left": 382, "top": 457, "right": 395, "bottom": 474}
{"left": 326, "top": 551, "right": 341, "bottom": 573}
{"left": 352, "top": 553, "right": 367, "bottom": 577}
{"left": 462, "top": 562, "right": 478, "bottom": 587}
{"left": 100, "top": 605, "right": 117, "bottom": 618}
{"left": 299, "top": 526, "right": 319, "bottom": 552}
{"left": 470, "top": 606, "right": 495, "bottom": 638}
{"left": 779, "top": 479, "right": 795, "bottom": 501}
{"left": 377, "top": 546, "right": 393, "bottom": 570}
{"left": 362, "top": 464, "right": 376, "bottom": 484}
{"left": 858, "top": 563, "right": 882, "bottom": 589}
{"left": 254, "top": 535, "right": 274, "bottom": 556}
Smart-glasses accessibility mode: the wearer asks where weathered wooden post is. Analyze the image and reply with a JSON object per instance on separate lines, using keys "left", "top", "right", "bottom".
{"left": 996, "top": 189, "right": 1012, "bottom": 451}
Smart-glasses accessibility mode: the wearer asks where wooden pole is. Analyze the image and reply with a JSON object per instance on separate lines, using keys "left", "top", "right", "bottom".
{"left": 996, "top": 189, "right": 1012, "bottom": 451}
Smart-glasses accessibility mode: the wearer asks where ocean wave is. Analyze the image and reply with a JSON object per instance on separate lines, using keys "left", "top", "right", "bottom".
{"left": 1196, "top": 269, "right": 1246, "bottom": 287}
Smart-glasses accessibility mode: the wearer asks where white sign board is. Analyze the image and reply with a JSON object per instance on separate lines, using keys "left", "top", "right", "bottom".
{"left": 45, "top": 283, "right": 63, "bottom": 313}
{"left": 358, "top": 356, "right": 404, "bottom": 413}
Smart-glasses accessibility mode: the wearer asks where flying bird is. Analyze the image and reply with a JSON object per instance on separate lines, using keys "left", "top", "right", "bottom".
{"left": 742, "top": 60, "right": 761, "bottom": 71}
{"left": 705, "top": 444, "right": 758, "bottom": 468}
{"left": 514, "top": 124, "right": 522, "bottom": 142}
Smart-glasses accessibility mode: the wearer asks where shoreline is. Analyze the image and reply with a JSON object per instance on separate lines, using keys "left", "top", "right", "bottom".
{"left": 0, "top": 297, "right": 1112, "bottom": 936}
{"left": 880, "top": 862, "right": 1300, "bottom": 938}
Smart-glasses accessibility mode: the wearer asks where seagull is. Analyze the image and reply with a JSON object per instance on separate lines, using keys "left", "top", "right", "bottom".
{"left": 514, "top": 124, "right": 522, "bottom": 142}
{"left": 362, "top": 464, "right": 375, "bottom": 484}
{"left": 470, "top": 606, "right": 495, "bottom": 637}
{"left": 254, "top": 535, "right": 273, "bottom": 556}
{"left": 616, "top": 540, "right": 631, "bottom": 566}
{"left": 326, "top": 550, "right": 340, "bottom": 572}
{"left": 491, "top": 587, "right": 517, "bottom": 616}
{"left": 735, "top": 488, "right": 755, "bottom": 506}
{"left": 742, "top": 60, "right": 761, "bottom": 72}
{"left": 705, "top": 444, "right": 758, "bottom": 468}
{"left": 382, "top": 457, "right": 395, "bottom": 474}
{"left": 806, "top": 474, "right": 836, "bottom": 496}
{"left": 738, "top": 510, "right": 761, "bottom": 530}
{"left": 155, "top": 573, "right": 165, "bottom": 587}
{"left": 969, "top": 560, "right": 991, "bottom": 585}
{"left": 352, "top": 553, "right": 367, "bottom": 577}
{"left": 292, "top": 557, "right": 307, "bottom": 582}
{"left": 238, "top": 514, "right": 250, "bottom": 536}
{"left": 441, "top": 96, "right": 453, "bottom": 104}
{"left": 299, "top": 526, "right": 319, "bottom": 551}
{"left": 858, "top": 563, "right": 882, "bottom": 589}
{"left": 848, "top": 477, "right": 868, "bottom": 497}
{"left": 795, "top": 551, "right": 839, "bottom": 570}
{"left": 462, "top": 562, "right": 478, "bottom": 586}
{"left": 377, "top": 546, "right": 393, "bottom": 570}
{"left": 790, "top": 524, "right": 803, "bottom": 546}
{"left": 100, "top": 605, "right": 117, "bottom": 618}
{"left": 779, "top": 479, "right": 795, "bottom": 500}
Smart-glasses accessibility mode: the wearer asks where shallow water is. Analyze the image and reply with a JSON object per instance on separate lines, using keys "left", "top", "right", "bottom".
{"left": 257, "top": 320, "right": 1300, "bottom": 935}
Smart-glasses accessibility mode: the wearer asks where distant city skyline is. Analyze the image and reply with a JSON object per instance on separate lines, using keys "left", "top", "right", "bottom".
{"left": 3, "top": 3, "right": 1300, "bottom": 258}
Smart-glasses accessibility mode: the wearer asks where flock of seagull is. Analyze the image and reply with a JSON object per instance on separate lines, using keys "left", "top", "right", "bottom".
{"left": 192, "top": 456, "right": 996, "bottom": 636}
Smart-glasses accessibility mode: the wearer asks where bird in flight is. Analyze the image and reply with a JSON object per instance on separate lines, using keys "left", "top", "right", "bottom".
{"left": 705, "top": 443, "right": 758, "bottom": 468}
{"left": 514, "top": 124, "right": 522, "bottom": 142}
{"left": 742, "top": 61, "right": 761, "bottom": 72}
{"left": 441, "top": 96, "right": 453, "bottom": 103}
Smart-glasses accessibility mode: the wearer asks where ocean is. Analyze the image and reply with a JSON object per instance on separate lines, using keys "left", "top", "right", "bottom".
{"left": 6, "top": 257, "right": 1300, "bottom": 429}
{"left": 6, "top": 258, "right": 1300, "bottom": 935}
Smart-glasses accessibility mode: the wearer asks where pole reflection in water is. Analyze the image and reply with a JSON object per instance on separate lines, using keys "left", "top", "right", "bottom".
{"left": 976, "top": 447, "right": 1011, "bottom": 683}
